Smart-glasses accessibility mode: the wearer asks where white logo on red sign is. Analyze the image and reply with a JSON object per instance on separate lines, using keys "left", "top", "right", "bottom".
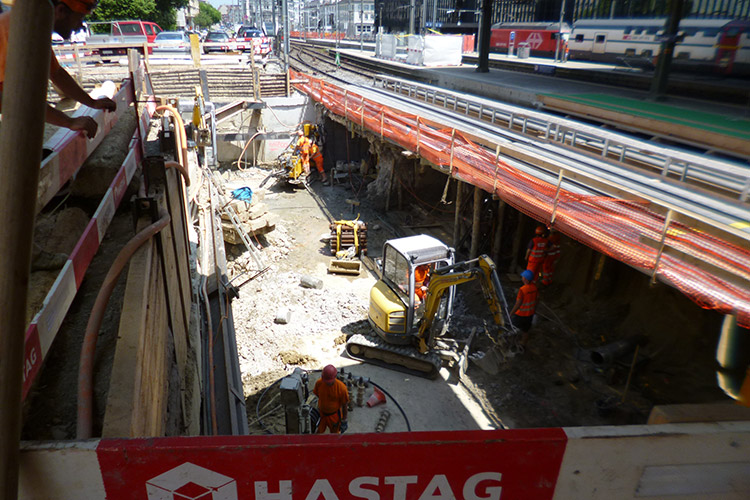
{"left": 526, "top": 32, "right": 543, "bottom": 49}
{"left": 146, "top": 462, "right": 238, "bottom": 500}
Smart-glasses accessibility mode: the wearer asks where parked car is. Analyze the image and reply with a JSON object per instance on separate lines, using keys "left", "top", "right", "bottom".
{"left": 152, "top": 31, "right": 191, "bottom": 55}
{"left": 203, "top": 31, "right": 234, "bottom": 54}
{"left": 235, "top": 25, "right": 272, "bottom": 57}
{"left": 88, "top": 20, "right": 162, "bottom": 59}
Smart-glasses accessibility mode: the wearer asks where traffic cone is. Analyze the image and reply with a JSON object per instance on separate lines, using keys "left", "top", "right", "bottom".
{"left": 366, "top": 387, "right": 386, "bottom": 407}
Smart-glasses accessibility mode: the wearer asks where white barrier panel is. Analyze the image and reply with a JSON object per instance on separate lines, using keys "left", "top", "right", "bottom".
{"left": 19, "top": 423, "right": 750, "bottom": 498}
{"left": 378, "top": 34, "right": 397, "bottom": 60}
{"left": 424, "top": 34, "right": 463, "bottom": 66}
{"left": 406, "top": 35, "right": 424, "bottom": 65}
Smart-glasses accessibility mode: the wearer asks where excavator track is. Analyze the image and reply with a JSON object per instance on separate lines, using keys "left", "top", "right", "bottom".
{"left": 345, "top": 334, "right": 442, "bottom": 379}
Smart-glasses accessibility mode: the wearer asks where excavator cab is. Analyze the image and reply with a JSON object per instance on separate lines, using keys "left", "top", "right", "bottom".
{"left": 349, "top": 234, "right": 507, "bottom": 378}
{"left": 368, "top": 235, "right": 455, "bottom": 345}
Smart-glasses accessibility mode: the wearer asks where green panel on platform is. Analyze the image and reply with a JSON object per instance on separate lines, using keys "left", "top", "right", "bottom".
{"left": 542, "top": 93, "right": 750, "bottom": 141}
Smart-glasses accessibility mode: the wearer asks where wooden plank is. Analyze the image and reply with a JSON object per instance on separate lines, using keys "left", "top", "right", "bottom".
{"left": 156, "top": 192, "right": 188, "bottom": 384}
{"left": 165, "top": 167, "right": 193, "bottom": 313}
{"left": 136, "top": 247, "right": 168, "bottom": 436}
{"left": 102, "top": 219, "right": 153, "bottom": 438}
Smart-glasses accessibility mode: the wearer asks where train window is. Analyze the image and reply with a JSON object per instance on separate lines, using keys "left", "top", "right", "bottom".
{"left": 646, "top": 27, "right": 659, "bottom": 35}
{"left": 641, "top": 49, "right": 653, "bottom": 58}
{"left": 624, "top": 28, "right": 632, "bottom": 35}
{"left": 725, "top": 28, "right": 740, "bottom": 36}
{"left": 675, "top": 51, "right": 689, "bottom": 59}
{"left": 701, "top": 29, "right": 719, "bottom": 37}
{"left": 681, "top": 28, "right": 698, "bottom": 37}
{"left": 575, "top": 34, "right": 584, "bottom": 42}
{"left": 595, "top": 34, "right": 606, "bottom": 43}
{"left": 625, "top": 48, "right": 636, "bottom": 56}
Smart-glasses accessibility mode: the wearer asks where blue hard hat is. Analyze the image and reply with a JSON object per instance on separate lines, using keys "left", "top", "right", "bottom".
{"left": 521, "top": 270, "right": 534, "bottom": 281}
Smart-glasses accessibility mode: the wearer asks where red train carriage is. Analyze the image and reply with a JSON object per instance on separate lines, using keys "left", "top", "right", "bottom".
{"left": 490, "top": 22, "right": 571, "bottom": 58}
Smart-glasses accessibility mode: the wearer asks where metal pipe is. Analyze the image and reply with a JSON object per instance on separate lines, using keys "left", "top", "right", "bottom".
{"left": 0, "top": 1, "right": 54, "bottom": 498}
{"left": 716, "top": 314, "right": 750, "bottom": 404}
{"left": 165, "top": 160, "right": 191, "bottom": 187}
{"left": 590, "top": 335, "right": 645, "bottom": 366}
{"left": 470, "top": 185, "right": 481, "bottom": 259}
{"left": 77, "top": 212, "right": 171, "bottom": 439}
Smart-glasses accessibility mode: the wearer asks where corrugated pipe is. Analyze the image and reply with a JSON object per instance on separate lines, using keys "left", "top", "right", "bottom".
{"left": 155, "top": 105, "right": 188, "bottom": 174}
{"left": 166, "top": 160, "right": 190, "bottom": 187}
{"left": 77, "top": 212, "right": 171, "bottom": 439}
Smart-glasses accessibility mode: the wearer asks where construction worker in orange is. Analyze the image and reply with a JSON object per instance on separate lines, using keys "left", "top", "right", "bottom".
{"left": 510, "top": 270, "right": 539, "bottom": 348}
{"left": 293, "top": 129, "right": 312, "bottom": 177}
{"left": 313, "top": 364, "right": 349, "bottom": 433}
{"left": 414, "top": 264, "right": 430, "bottom": 302}
{"left": 540, "top": 231, "right": 561, "bottom": 286}
{"left": 524, "top": 225, "right": 549, "bottom": 281}
{"left": 310, "top": 139, "right": 327, "bottom": 183}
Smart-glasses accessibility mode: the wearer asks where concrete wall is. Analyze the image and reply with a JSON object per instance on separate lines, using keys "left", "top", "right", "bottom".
{"left": 216, "top": 95, "right": 318, "bottom": 166}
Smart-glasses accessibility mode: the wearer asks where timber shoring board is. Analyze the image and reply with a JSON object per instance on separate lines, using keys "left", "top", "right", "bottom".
{"left": 166, "top": 165, "right": 194, "bottom": 320}
{"left": 156, "top": 191, "right": 188, "bottom": 384}
{"left": 102, "top": 217, "right": 168, "bottom": 438}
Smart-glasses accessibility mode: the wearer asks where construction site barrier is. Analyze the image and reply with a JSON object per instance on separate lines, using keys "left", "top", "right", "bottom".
{"left": 291, "top": 70, "right": 750, "bottom": 328}
{"left": 24, "top": 61, "right": 157, "bottom": 401}
{"left": 18, "top": 423, "right": 750, "bottom": 499}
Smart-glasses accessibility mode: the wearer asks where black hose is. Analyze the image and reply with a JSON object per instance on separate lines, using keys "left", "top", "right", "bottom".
{"left": 371, "top": 380, "right": 411, "bottom": 432}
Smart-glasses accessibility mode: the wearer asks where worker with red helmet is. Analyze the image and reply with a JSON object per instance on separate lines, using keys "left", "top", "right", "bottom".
{"left": 524, "top": 225, "right": 549, "bottom": 281}
{"left": 510, "top": 269, "right": 539, "bottom": 348}
{"left": 540, "top": 231, "right": 562, "bottom": 286}
{"left": 0, "top": 0, "right": 116, "bottom": 138}
{"left": 313, "top": 364, "right": 349, "bottom": 433}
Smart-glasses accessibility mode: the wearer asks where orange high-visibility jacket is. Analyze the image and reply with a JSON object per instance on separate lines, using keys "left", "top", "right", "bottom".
{"left": 516, "top": 283, "right": 538, "bottom": 317}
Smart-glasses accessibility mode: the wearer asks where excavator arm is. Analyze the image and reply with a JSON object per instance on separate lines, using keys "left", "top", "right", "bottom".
{"left": 417, "top": 255, "right": 506, "bottom": 353}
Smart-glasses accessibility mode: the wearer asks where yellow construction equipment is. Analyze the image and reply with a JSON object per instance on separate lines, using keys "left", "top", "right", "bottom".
{"left": 345, "top": 234, "right": 510, "bottom": 378}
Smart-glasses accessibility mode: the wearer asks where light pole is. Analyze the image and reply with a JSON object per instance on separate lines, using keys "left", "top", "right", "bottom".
{"left": 360, "top": 0, "right": 364, "bottom": 50}
{"left": 336, "top": 0, "right": 340, "bottom": 49}
{"left": 554, "top": 0, "right": 566, "bottom": 62}
{"left": 409, "top": 0, "right": 415, "bottom": 35}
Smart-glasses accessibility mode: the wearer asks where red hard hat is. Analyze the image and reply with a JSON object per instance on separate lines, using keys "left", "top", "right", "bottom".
{"left": 322, "top": 364, "right": 337, "bottom": 382}
{"left": 535, "top": 225, "right": 546, "bottom": 235}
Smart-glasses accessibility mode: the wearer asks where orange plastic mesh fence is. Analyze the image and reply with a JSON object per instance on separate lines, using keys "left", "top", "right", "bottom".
{"left": 292, "top": 71, "right": 750, "bottom": 327}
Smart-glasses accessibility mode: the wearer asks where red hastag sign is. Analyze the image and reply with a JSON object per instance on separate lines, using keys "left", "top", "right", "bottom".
{"left": 98, "top": 429, "right": 567, "bottom": 499}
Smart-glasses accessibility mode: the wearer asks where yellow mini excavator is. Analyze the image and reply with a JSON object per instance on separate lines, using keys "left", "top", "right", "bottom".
{"left": 346, "top": 234, "right": 512, "bottom": 378}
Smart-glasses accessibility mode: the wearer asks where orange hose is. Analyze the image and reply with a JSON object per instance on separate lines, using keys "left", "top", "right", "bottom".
{"left": 77, "top": 212, "right": 170, "bottom": 439}
{"left": 166, "top": 160, "right": 190, "bottom": 187}
{"left": 155, "top": 105, "right": 189, "bottom": 174}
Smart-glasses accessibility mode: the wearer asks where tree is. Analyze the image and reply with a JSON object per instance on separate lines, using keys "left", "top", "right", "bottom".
{"left": 88, "top": 0, "right": 189, "bottom": 31}
{"left": 194, "top": 2, "right": 222, "bottom": 29}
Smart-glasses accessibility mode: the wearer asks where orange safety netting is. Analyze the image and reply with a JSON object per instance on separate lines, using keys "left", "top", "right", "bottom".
{"left": 291, "top": 71, "right": 750, "bottom": 327}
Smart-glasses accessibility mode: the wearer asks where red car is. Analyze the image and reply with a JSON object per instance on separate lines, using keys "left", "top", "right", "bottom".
{"left": 235, "top": 26, "right": 272, "bottom": 57}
